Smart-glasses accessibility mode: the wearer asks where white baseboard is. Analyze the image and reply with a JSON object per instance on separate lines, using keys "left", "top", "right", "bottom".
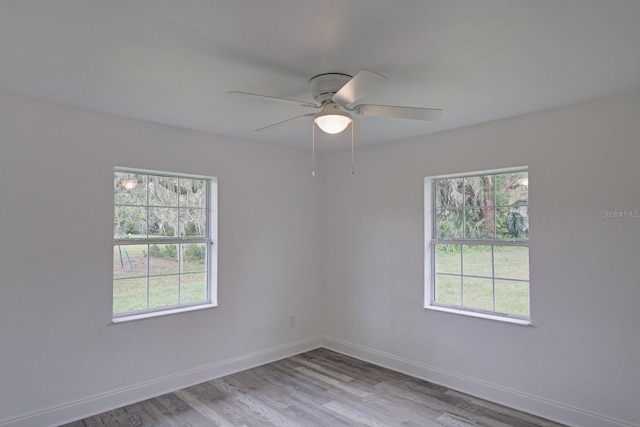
{"left": 1, "top": 336, "right": 323, "bottom": 427}
{"left": 3, "top": 335, "right": 636, "bottom": 427}
{"left": 321, "top": 336, "right": 638, "bottom": 427}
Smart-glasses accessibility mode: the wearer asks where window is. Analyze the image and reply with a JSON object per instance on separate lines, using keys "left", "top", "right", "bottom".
{"left": 113, "top": 168, "right": 217, "bottom": 320}
{"left": 425, "top": 168, "right": 529, "bottom": 322}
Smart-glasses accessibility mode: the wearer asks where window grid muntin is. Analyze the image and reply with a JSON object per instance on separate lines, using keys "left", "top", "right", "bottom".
{"left": 431, "top": 240, "right": 531, "bottom": 319}
{"left": 434, "top": 171, "right": 528, "bottom": 241}
{"left": 114, "top": 169, "right": 209, "bottom": 238}
{"left": 113, "top": 242, "right": 211, "bottom": 316}
{"left": 113, "top": 169, "right": 212, "bottom": 318}
{"left": 431, "top": 169, "right": 529, "bottom": 319}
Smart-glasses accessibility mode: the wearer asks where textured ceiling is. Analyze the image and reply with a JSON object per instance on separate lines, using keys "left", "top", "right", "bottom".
{"left": 1, "top": 1, "right": 640, "bottom": 152}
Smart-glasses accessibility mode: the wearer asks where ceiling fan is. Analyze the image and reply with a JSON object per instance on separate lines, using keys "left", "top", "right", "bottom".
{"left": 229, "top": 70, "right": 443, "bottom": 135}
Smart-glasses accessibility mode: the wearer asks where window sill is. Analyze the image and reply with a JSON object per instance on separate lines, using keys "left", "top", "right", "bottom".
{"left": 112, "top": 303, "right": 217, "bottom": 324}
{"left": 424, "top": 304, "right": 531, "bottom": 326}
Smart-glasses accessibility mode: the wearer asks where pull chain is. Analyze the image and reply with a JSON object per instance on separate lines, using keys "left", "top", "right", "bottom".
{"left": 311, "top": 122, "right": 315, "bottom": 177}
{"left": 351, "top": 121, "right": 355, "bottom": 174}
{"left": 312, "top": 120, "right": 354, "bottom": 176}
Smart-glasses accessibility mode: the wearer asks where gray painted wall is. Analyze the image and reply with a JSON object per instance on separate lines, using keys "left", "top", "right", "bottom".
{"left": 0, "top": 93, "right": 323, "bottom": 425}
{"left": 1, "top": 90, "right": 639, "bottom": 426}
{"left": 322, "top": 91, "right": 640, "bottom": 426}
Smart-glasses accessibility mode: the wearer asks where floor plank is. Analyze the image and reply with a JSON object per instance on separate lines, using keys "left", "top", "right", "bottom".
{"left": 62, "top": 348, "right": 566, "bottom": 427}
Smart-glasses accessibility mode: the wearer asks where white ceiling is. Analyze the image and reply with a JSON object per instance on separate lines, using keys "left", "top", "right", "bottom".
{"left": 1, "top": 1, "right": 640, "bottom": 152}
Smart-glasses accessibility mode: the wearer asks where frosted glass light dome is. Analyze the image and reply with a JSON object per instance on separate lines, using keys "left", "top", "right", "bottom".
{"left": 314, "top": 112, "right": 352, "bottom": 134}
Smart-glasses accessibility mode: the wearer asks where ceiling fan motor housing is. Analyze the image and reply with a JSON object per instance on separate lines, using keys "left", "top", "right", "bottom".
{"left": 309, "top": 73, "right": 352, "bottom": 104}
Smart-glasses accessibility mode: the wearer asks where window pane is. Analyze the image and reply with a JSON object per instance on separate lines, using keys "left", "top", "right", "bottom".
{"left": 149, "top": 175, "right": 179, "bottom": 207}
{"left": 113, "top": 244, "right": 148, "bottom": 279}
{"left": 435, "top": 178, "right": 464, "bottom": 208}
{"left": 464, "top": 175, "right": 494, "bottom": 209}
{"left": 114, "top": 206, "right": 147, "bottom": 238}
{"left": 494, "top": 246, "right": 529, "bottom": 280}
{"left": 149, "top": 244, "right": 179, "bottom": 275}
{"left": 496, "top": 206, "right": 529, "bottom": 240}
{"left": 495, "top": 280, "right": 530, "bottom": 316}
{"left": 113, "top": 278, "right": 147, "bottom": 313}
{"left": 182, "top": 243, "right": 207, "bottom": 273}
{"left": 435, "top": 244, "right": 461, "bottom": 274}
{"left": 180, "top": 273, "right": 207, "bottom": 303}
{"left": 463, "top": 277, "right": 493, "bottom": 310}
{"left": 149, "top": 275, "right": 179, "bottom": 308}
{"left": 435, "top": 274, "right": 461, "bottom": 305}
{"left": 180, "top": 208, "right": 207, "bottom": 237}
{"left": 179, "top": 178, "right": 207, "bottom": 208}
{"left": 148, "top": 207, "right": 178, "bottom": 237}
{"left": 495, "top": 172, "right": 528, "bottom": 207}
{"left": 462, "top": 245, "right": 492, "bottom": 277}
{"left": 464, "top": 208, "right": 495, "bottom": 238}
{"left": 114, "top": 172, "right": 147, "bottom": 206}
{"left": 436, "top": 208, "right": 463, "bottom": 238}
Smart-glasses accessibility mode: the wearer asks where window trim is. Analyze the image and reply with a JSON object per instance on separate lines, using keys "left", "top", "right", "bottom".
{"left": 424, "top": 167, "right": 531, "bottom": 325}
{"left": 113, "top": 167, "right": 218, "bottom": 322}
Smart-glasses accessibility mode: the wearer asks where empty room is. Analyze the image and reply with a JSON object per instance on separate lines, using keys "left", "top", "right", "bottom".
{"left": 0, "top": 2, "right": 639, "bottom": 427}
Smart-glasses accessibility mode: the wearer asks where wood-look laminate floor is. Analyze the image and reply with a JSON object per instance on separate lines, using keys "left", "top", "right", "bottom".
{"left": 63, "top": 348, "right": 566, "bottom": 427}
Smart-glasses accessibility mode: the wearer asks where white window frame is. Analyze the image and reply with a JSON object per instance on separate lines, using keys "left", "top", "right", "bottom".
{"left": 113, "top": 167, "right": 217, "bottom": 322}
{"left": 424, "top": 167, "right": 530, "bottom": 325}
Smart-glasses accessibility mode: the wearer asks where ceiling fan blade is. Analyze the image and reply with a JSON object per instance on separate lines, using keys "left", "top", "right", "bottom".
{"left": 228, "top": 91, "right": 319, "bottom": 108}
{"left": 332, "top": 70, "right": 388, "bottom": 105}
{"left": 255, "top": 113, "right": 316, "bottom": 132}
{"left": 355, "top": 104, "right": 443, "bottom": 121}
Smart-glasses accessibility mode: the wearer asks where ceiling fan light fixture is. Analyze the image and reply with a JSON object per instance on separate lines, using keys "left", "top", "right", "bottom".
{"left": 313, "top": 111, "right": 352, "bottom": 134}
